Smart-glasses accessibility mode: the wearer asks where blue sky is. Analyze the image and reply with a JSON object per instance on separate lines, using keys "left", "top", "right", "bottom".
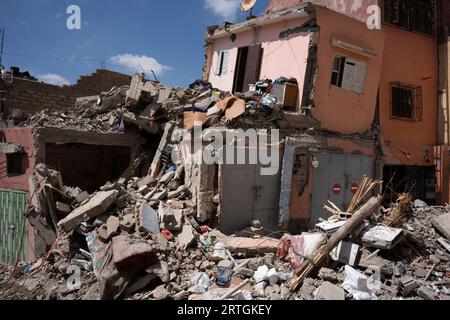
{"left": 0, "top": 0, "right": 268, "bottom": 87}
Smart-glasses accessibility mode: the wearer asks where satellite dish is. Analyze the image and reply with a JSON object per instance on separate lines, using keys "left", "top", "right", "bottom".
{"left": 240, "top": 0, "right": 257, "bottom": 12}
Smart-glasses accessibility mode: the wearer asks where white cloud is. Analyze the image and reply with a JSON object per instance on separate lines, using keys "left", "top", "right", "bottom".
{"left": 204, "top": 0, "right": 241, "bottom": 21}
{"left": 38, "top": 74, "right": 70, "bottom": 86}
{"left": 110, "top": 54, "right": 172, "bottom": 76}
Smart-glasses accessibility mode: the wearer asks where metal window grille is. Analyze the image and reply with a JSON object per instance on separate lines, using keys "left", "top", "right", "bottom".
{"left": 390, "top": 82, "right": 423, "bottom": 122}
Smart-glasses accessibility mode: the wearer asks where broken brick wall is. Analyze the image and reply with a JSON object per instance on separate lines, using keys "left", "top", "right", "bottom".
{"left": 0, "top": 127, "right": 35, "bottom": 191}
{"left": 0, "top": 69, "right": 131, "bottom": 118}
{"left": 265, "top": 0, "right": 378, "bottom": 23}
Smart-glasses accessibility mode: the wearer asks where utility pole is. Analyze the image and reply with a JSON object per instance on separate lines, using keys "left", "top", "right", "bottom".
{"left": 0, "top": 28, "right": 4, "bottom": 67}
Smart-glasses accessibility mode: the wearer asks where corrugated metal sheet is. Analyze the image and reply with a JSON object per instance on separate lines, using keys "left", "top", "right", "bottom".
{"left": 0, "top": 189, "right": 28, "bottom": 265}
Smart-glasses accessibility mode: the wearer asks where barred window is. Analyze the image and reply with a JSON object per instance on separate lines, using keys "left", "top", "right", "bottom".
{"left": 390, "top": 82, "right": 423, "bottom": 121}
{"left": 383, "top": 0, "right": 434, "bottom": 35}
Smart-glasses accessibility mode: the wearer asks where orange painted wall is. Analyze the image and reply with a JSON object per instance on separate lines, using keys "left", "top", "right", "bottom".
{"left": 311, "top": 6, "right": 385, "bottom": 135}
{"left": 379, "top": 25, "right": 438, "bottom": 167}
{"left": 289, "top": 138, "right": 375, "bottom": 222}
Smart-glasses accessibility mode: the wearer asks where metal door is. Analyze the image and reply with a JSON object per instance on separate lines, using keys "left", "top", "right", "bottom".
{"left": 220, "top": 164, "right": 281, "bottom": 234}
{"left": 0, "top": 189, "right": 28, "bottom": 265}
{"left": 253, "top": 164, "right": 280, "bottom": 231}
{"left": 310, "top": 154, "right": 374, "bottom": 228}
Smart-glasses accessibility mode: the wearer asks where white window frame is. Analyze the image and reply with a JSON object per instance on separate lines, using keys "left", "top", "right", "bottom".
{"left": 214, "top": 50, "right": 229, "bottom": 76}
{"left": 330, "top": 53, "right": 367, "bottom": 94}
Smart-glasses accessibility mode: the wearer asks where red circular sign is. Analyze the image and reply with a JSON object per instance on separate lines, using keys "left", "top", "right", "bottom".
{"left": 351, "top": 183, "right": 359, "bottom": 194}
{"left": 332, "top": 184, "right": 342, "bottom": 195}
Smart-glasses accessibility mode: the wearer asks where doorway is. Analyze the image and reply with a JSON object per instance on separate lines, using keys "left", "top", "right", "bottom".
{"left": 233, "top": 45, "right": 262, "bottom": 93}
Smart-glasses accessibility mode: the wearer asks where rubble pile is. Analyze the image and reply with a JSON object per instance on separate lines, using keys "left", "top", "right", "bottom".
{"left": 293, "top": 196, "right": 450, "bottom": 301}
{"left": 17, "top": 75, "right": 280, "bottom": 135}
{"left": 2, "top": 166, "right": 450, "bottom": 301}
{"left": 2, "top": 76, "right": 450, "bottom": 301}
{"left": 0, "top": 159, "right": 290, "bottom": 300}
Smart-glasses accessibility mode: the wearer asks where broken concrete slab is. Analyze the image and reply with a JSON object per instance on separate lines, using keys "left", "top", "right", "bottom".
{"left": 315, "top": 282, "right": 345, "bottom": 300}
{"left": 431, "top": 213, "right": 450, "bottom": 241}
{"left": 153, "top": 285, "right": 170, "bottom": 300}
{"left": 140, "top": 202, "right": 160, "bottom": 235}
{"left": 137, "top": 175, "right": 154, "bottom": 189}
{"left": 106, "top": 216, "right": 120, "bottom": 239}
{"left": 157, "top": 87, "right": 172, "bottom": 104}
{"left": 26, "top": 210, "right": 57, "bottom": 257}
{"left": 112, "top": 235, "right": 158, "bottom": 271}
{"left": 360, "top": 226, "right": 404, "bottom": 250}
{"left": 149, "top": 122, "right": 176, "bottom": 178}
{"left": 224, "top": 237, "right": 280, "bottom": 256}
{"left": 146, "top": 261, "right": 170, "bottom": 283}
{"left": 121, "top": 214, "right": 135, "bottom": 233}
{"left": 159, "top": 171, "right": 175, "bottom": 185}
{"left": 150, "top": 190, "right": 168, "bottom": 201}
{"left": 159, "top": 202, "right": 183, "bottom": 232}
{"left": 58, "top": 190, "right": 118, "bottom": 232}
{"left": 167, "top": 186, "right": 187, "bottom": 200}
{"left": 74, "top": 191, "right": 89, "bottom": 204}
{"left": 177, "top": 224, "right": 196, "bottom": 250}
{"left": 144, "top": 189, "right": 158, "bottom": 201}
{"left": 138, "top": 185, "right": 150, "bottom": 195}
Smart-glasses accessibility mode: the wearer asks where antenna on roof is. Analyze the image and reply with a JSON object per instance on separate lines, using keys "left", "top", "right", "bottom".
{"left": 240, "top": 0, "right": 257, "bottom": 20}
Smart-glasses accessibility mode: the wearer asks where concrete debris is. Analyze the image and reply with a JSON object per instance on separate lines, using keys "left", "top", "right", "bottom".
{"left": 111, "top": 235, "right": 157, "bottom": 271}
{"left": 224, "top": 237, "right": 280, "bottom": 256}
{"left": 4, "top": 76, "right": 450, "bottom": 302}
{"left": 342, "top": 266, "right": 377, "bottom": 301}
{"left": 360, "top": 225, "right": 405, "bottom": 250}
{"left": 58, "top": 190, "right": 119, "bottom": 232}
{"left": 139, "top": 202, "right": 160, "bottom": 235}
{"left": 330, "top": 241, "right": 361, "bottom": 266}
{"left": 431, "top": 213, "right": 450, "bottom": 241}
{"left": 176, "top": 224, "right": 196, "bottom": 251}
{"left": 315, "top": 282, "right": 346, "bottom": 300}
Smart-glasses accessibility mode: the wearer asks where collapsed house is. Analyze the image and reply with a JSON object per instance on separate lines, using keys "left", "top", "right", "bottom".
{"left": 203, "top": 0, "right": 443, "bottom": 233}
{"left": 1, "top": 0, "right": 450, "bottom": 301}
{"left": 0, "top": 69, "right": 448, "bottom": 301}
